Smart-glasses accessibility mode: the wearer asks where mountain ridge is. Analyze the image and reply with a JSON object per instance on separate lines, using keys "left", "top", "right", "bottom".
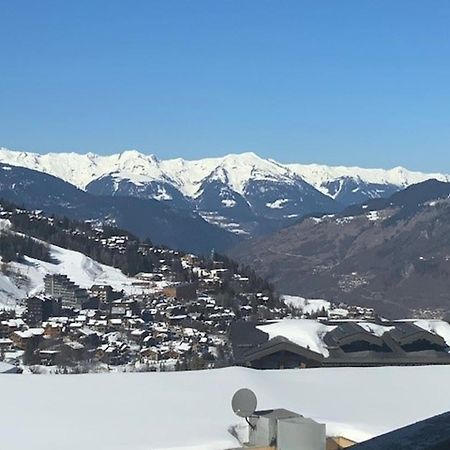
{"left": 1, "top": 146, "right": 449, "bottom": 238}
{"left": 1, "top": 147, "right": 448, "bottom": 197}
{"left": 229, "top": 179, "right": 450, "bottom": 317}
{"left": 0, "top": 162, "right": 239, "bottom": 254}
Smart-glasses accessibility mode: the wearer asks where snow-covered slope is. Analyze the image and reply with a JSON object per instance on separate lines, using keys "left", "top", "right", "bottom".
{"left": 287, "top": 163, "right": 449, "bottom": 192}
{"left": 282, "top": 294, "right": 331, "bottom": 314}
{"left": 287, "top": 162, "right": 450, "bottom": 202}
{"left": 0, "top": 243, "right": 142, "bottom": 309}
{"left": 1, "top": 366, "right": 450, "bottom": 450}
{"left": 0, "top": 148, "right": 170, "bottom": 191}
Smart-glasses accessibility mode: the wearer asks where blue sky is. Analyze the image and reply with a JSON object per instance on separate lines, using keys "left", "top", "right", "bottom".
{"left": 1, "top": 1, "right": 450, "bottom": 171}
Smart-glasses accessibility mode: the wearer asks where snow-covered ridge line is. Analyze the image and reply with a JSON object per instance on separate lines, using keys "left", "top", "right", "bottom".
{"left": 286, "top": 162, "right": 449, "bottom": 195}
{"left": 0, "top": 147, "right": 448, "bottom": 199}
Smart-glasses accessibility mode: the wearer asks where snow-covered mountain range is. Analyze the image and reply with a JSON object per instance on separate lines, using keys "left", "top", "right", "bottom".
{"left": 0, "top": 146, "right": 448, "bottom": 237}
{"left": 1, "top": 147, "right": 447, "bottom": 196}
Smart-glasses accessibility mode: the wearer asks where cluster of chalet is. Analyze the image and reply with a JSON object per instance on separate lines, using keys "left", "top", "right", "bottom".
{"left": 0, "top": 309, "right": 227, "bottom": 369}
{"left": 231, "top": 319, "right": 450, "bottom": 370}
{"left": 0, "top": 291, "right": 231, "bottom": 370}
{"left": 0, "top": 251, "right": 284, "bottom": 371}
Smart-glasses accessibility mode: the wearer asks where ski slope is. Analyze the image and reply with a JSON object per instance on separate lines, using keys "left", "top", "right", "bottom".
{"left": 0, "top": 243, "right": 142, "bottom": 309}
{"left": 282, "top": 294, "right": 331, "bottom": 314}
{"left": 0, "top": 366, "right": 449, "bottom": 450}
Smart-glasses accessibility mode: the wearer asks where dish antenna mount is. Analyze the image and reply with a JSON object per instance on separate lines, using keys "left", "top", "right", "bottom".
{"left": 231, "top": 388, "right": 257, "bottom": 428}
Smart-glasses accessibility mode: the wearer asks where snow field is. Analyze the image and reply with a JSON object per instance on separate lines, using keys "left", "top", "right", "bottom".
{"left": 1, "top": 366, "right": 450, "bottom": 450}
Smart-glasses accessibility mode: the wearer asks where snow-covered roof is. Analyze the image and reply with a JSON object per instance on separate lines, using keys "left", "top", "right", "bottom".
{"left": 0, "top": 361, "right": 19, "bottom": 373}
{"left": 14, "top": 328, "right": 44, "bottom": 339}
{"left": 257, "top": 319, "right": 336, "bottom": 357}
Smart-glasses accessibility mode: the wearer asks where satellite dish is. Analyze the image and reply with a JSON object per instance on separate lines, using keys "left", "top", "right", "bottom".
{"left": 231, "top": 388, "right": 257, "bottom": 417}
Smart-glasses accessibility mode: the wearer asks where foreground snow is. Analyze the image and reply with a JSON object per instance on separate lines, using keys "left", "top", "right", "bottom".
{"left": 1, "top": 366, "right": 449, "bottom": 450}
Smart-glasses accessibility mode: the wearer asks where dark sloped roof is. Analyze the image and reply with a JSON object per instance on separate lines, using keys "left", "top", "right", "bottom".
{"left": 389, "top": 323, "right": 446, "bottom": 347}
{"left": 229, "top": 320, "right": 269, "bottom": 360}
{"left": 352, "top": 411, "right": 450, "bottom": 450}
{"left": 239, "top": 336, "right": 324, "bottom": 363}
{"left": 324, "top": 322, "right": 384, "bottom": 347}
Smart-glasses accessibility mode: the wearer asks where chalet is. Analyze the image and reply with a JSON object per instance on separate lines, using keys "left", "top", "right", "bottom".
{"left": 63, "top": 341, "right": 86, "bottom": 361}
{"left": 130, "top": 329, "right": 149, "bottom": 344}
{"left": 136, "top": 272, "right": 162, "bottom": 282}
{"left": 324, "top": 323, "right": 388, "bottom": 353}
{"left": 0, "top": 318, "right": 26, "bottom": 338}
{"left": 160, "top": 348, "right": 181, "bottom": 360}
{"left": 76, "top": 328, "right": 101, "bottom": 348}
{"left": 240, "top": 336, "right": 324, "bottom": 369}
{"left": 39, "top": 349, "right": 60, "bottom": 366}
{"left": 96, "top": 344, "right": 127, "bottom": 365}
{"left": 90, "top": 284, "right": 113, "bottom": 303}
{"left": 140, "top": 347, "right": 159, "bottom": 361}
{"left": 163, "top": 282, "right": 197, "bottom": 301}
{"left": 388, "top": 322, "right": 447, "bottom": 352}
{"left": 0, "top": 337, "right": 13, "bottom": 352}
{"left": 11, "top": 328, "right": 44, "bottom": 350}
{"left": 181, "top": 254, "right": 200, "bottom": 266}
{"left": 109, "top": 318, "right": 123, "bottom": 328}
{"left": 43, "top": 322, "right": 64, "bottom": 339}
{"left": 110, "top": 306, "right": 126, "bottom": 317}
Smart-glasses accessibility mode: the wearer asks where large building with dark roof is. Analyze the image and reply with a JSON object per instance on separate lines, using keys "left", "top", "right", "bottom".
{"left": 230, "top": 320, "right": 450, "bottom": 369}
{"left": 388, "top": 322, "right": 447, "bottom": 352}
{"left": 238, "top": 336, "right": 324, "bottom": 369}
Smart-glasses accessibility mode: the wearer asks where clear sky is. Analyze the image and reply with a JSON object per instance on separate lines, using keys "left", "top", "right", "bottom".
{"left": 1, "top": 1, "right": 450, "bottom": 171}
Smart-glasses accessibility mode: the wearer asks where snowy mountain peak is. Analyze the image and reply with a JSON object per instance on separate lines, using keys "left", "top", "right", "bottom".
{"left": 117, "top": 149, "right": 159, "bottom": 163}
{"left": 2, "top": 145, "right": 450, "bottom": 240}
{"left": 287, "top": 162, "right": 450, "bottom": 197}
{"left": 0, "top": 146, "right": 448, "bottom": 200}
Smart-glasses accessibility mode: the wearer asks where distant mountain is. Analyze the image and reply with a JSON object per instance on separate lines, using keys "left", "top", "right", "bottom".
{"left": 0, "top": 163, "right": 238, "bottom": 254}
{"left": 286, "top": 162, "right": 449, "bottom": 203}
{"left": 2, "top": 147, "right": 447, "bottom": 237}
{"left": 230, "top": 180, "right": 450, "bottom": 317}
